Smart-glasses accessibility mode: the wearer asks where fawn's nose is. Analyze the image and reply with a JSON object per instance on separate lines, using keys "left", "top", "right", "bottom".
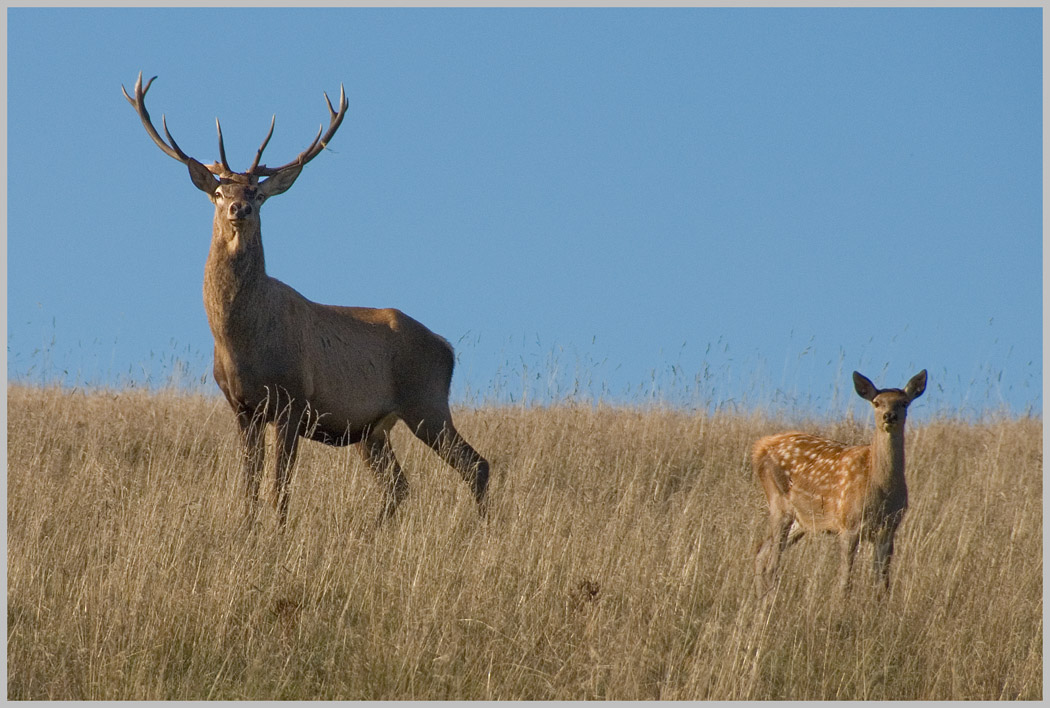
{"left": 228, "top": 201, "right": 253, "bottom": 220}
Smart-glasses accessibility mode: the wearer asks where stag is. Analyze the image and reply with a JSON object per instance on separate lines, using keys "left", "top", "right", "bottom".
{"left": 752, "top": 370, "right": 927, "bottom": 596}
{"left": 122, "top": 72, "right": 489, "bottom": 525}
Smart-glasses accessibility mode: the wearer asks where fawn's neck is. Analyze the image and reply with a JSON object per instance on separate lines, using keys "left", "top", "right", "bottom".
{"left": 869, "top": 424, "right": 907, "bottom": 492}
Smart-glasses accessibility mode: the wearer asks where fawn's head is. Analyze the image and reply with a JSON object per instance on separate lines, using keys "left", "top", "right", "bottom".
{"left": 123, "top": 72, "right": 347, "bottom": 231}
{"left": 853, "top": 370, "right": 927, "bottom": 432}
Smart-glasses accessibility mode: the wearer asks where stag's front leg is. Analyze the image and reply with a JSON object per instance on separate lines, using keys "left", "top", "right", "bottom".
{"left": 273, "top": 424, "right": 301, "bottom": 526}
{"left": 236, "top": 412, "right": 266, "bottom": 522}
{"left": 272, "top": 405, "right": 306, "bottom": 526}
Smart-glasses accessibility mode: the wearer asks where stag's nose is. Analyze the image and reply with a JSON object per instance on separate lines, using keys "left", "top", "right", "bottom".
{"left": 228, "top": 201, "right": 253, "bottom": 220}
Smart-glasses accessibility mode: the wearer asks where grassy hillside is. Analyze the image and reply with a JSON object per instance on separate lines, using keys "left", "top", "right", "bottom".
{"left": 6, "top": 385, "right": 1042, "bottom": 699}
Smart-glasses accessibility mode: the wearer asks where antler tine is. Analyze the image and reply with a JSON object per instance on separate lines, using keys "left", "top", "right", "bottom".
{"left": 254, "top": 84, "right": 348, "bottom": 176}
{"left": 316, "top": 84, "right": 348, "bottom": 153}
{"left": 160, "top": 114, "right": 191, "bottom": 163}
{"left": 215, "top": 118, "right": 232, "bottom": 175}
{"left": 247, "top": 115, "right": 276, "bottom": 175}
{"left": 122, "top": 71, "right": 197, "bottom": 165}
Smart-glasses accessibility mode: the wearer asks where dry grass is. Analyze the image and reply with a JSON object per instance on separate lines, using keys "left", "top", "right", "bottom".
{"left": 6, "top": 384, "right": 1042, "bottom": 699}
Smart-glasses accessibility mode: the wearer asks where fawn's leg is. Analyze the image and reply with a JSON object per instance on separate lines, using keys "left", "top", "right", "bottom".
{"left": 838, "top": 532, "right": 861, "bottom": 596}
{"left": 755, "top": 512, "right": 793, "bottom": 596}
{"left": 872, "top": 525, "right": 898, "bottom": 593}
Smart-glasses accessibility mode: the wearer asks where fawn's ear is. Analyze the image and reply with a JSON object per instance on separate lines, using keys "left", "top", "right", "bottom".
{"left": 905, "top": 370, "right": 927, "bottom": 401}
{"left": 853, "top": 371, "right": 879, "bottom": 402}
{"left": 187, "top": 158, "right": 219, "bottom": 195}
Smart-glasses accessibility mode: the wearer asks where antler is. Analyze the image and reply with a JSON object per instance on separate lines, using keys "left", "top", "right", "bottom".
{"left": 124, "top": 72, "right": 348, "bottom": 178}
{"left": 246, "top": 115, "right": 276, "bottom": 174}
{"left": 249, "top": 85, "right": 348, "bottom": 176}
{"left": 122, "top": 71, "right": 197, "bottom": 166}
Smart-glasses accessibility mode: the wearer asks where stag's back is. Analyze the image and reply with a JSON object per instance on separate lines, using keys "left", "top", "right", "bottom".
{"left": 304, "top": 301, "right": 456, "bottom": 412}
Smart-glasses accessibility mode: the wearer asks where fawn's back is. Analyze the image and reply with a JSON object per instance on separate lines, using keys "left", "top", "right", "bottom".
{"left": 752, "top": 432, "right": 876, "bottom": 535}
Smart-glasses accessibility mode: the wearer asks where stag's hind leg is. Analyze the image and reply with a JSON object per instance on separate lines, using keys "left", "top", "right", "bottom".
{"left": 404, "top": 407, "right": 490, "bottom": 515}
{"left": 405, "top": 409, "right": 490, "bottom": 513}
{"left": 359, "top": 415, "right": 408, "bottom": 524}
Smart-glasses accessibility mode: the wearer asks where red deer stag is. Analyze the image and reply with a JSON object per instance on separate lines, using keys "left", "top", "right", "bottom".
{"left": 122, "top": 72, "right": 489, "bottom": 525}
{"left": 752, "top": 370, "right": 926, "bottom": 596}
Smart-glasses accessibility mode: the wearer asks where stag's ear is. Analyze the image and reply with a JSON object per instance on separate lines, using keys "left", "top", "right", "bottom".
{"left": 853, "top": 371, "right": 879, "bottom": 402}
{"left": 187, "top": 158, "right": 219, "bottom": 195}
{"left": 905, "top": 370, "right": 927, "bottom": 401}
{"left": 259, "top": 164, "right": 303, "bottom": 198}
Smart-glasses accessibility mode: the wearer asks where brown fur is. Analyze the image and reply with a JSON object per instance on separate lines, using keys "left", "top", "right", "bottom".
{"left": 752, "top": 370, "right": 926, "bottom": 596}
{"left": 125, "top": 73, "right": 489, "bottom": 525}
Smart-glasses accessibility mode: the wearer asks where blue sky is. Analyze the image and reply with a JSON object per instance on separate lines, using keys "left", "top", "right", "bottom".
{"left": 6, "top": 7, "right": 1042, "bottom": 418}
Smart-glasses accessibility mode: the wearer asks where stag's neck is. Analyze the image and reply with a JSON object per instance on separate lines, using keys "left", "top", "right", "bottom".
{"left": 869, "top": 424, "right": 907, "bottom": 492}
{"left": 203, "top": 219, "right": 269, "bottom": 332}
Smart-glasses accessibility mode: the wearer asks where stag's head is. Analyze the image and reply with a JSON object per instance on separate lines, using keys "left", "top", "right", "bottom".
{"left": 190, "top": 169, "right": 301, "bottom": 233}
{"left": 853, "top": 370, "right": 927, "bottom": 433}
{"left": 122, "top": 72, "right": 347, "bottom": 232}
